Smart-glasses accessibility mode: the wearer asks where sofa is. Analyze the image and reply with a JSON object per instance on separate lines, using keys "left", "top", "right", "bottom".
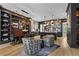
{"left": 43, "top": 35, "right": 54, "bottom": 47}
{"left": 22, "top": 35, "right": 55, "bottom": 55}
{"left": 22, "top": 37, "right": 42, "bottom": 55}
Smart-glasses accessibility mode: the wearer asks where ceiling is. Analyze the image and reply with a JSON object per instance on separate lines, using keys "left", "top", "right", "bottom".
{"left": 0, "top": 3, "right": 68, "bottom": 21}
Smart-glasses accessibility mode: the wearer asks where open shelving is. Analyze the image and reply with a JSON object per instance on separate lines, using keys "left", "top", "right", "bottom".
{"left": 39, "top": 19, "right": 63, "bottom": 37}
{"left": 0, "top": 10, "right": 10, "bottom": 43}
{"left": 67, "top": 3, "right": 79, "bottom": 48}
{"left": 0, "top": 5, "right": 31, "bottom": 44}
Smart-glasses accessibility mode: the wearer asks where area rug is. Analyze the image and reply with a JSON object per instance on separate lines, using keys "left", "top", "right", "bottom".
{"left": 35, "top": 44, "right": 60, "bottom": 56}
{"left": 19, "top": 44, "right": 60, "bottom": 56}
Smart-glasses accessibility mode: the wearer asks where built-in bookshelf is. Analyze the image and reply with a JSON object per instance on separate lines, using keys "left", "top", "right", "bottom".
{"left": 0, "top": 5, "right": 31, "bottom": 44}
{"left": 0, "top": 9, "right": 11, "bottom": 43}
{"left": 11, "top": 15, "right": 20, "bottom": 28}
{"left": 67, "top": 3, "right": 79, "bottom": 48}
{"left": 76, "top": 8, "right": 79, "bottom": 46}
{"left": 39, "top": 19, "right": 63, "bottom": 37}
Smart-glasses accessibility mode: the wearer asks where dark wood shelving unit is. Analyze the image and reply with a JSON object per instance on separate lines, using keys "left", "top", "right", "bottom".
{"left": 76, "top": 20, "right": 79, "bottom": 47}
{"left": 0, "top": 8, "right": 11, "bottom": 44}
{"left": 0, "top": 5, "right": 31, "bottom": 44}
{"left": 67, "top": 3, "right": 79, "bottom": 48}
{"left": 11, "top": 15, "right": 20, "bottom": 29}
{"left": 38, "top": 19, "right": 64, "bottom": 37}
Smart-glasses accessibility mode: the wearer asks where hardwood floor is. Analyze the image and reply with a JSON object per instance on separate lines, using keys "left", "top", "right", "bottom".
{"left": 0, "top": 37, "right": 79, "bottom": 56}
{"left": 0, "top": 43, "right": 23, "bottom": 56}
{"left": 49, "top": 37, "right": 79, "bottom": 56}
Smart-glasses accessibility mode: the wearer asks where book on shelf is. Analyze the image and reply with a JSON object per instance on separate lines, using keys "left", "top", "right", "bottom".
{"left": 12, "top": 22, "right": 19, "bottom": 28}
{"left": 2, "top": 28, "right": 8, "bottom": 31}
{"left": 2, "top": 38, "right": 9, "bottom": 41}
{"left": 2, "top": 33, "right": 8, "bottom": 36}
{"left": 2, "top": 19, "right": 9, "bottom": 22}
{"left": 1, "top": 12, "right": 9, "bottom": 18}
{"left": 2, "top": 24, "right": 9, "bottom": 26}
